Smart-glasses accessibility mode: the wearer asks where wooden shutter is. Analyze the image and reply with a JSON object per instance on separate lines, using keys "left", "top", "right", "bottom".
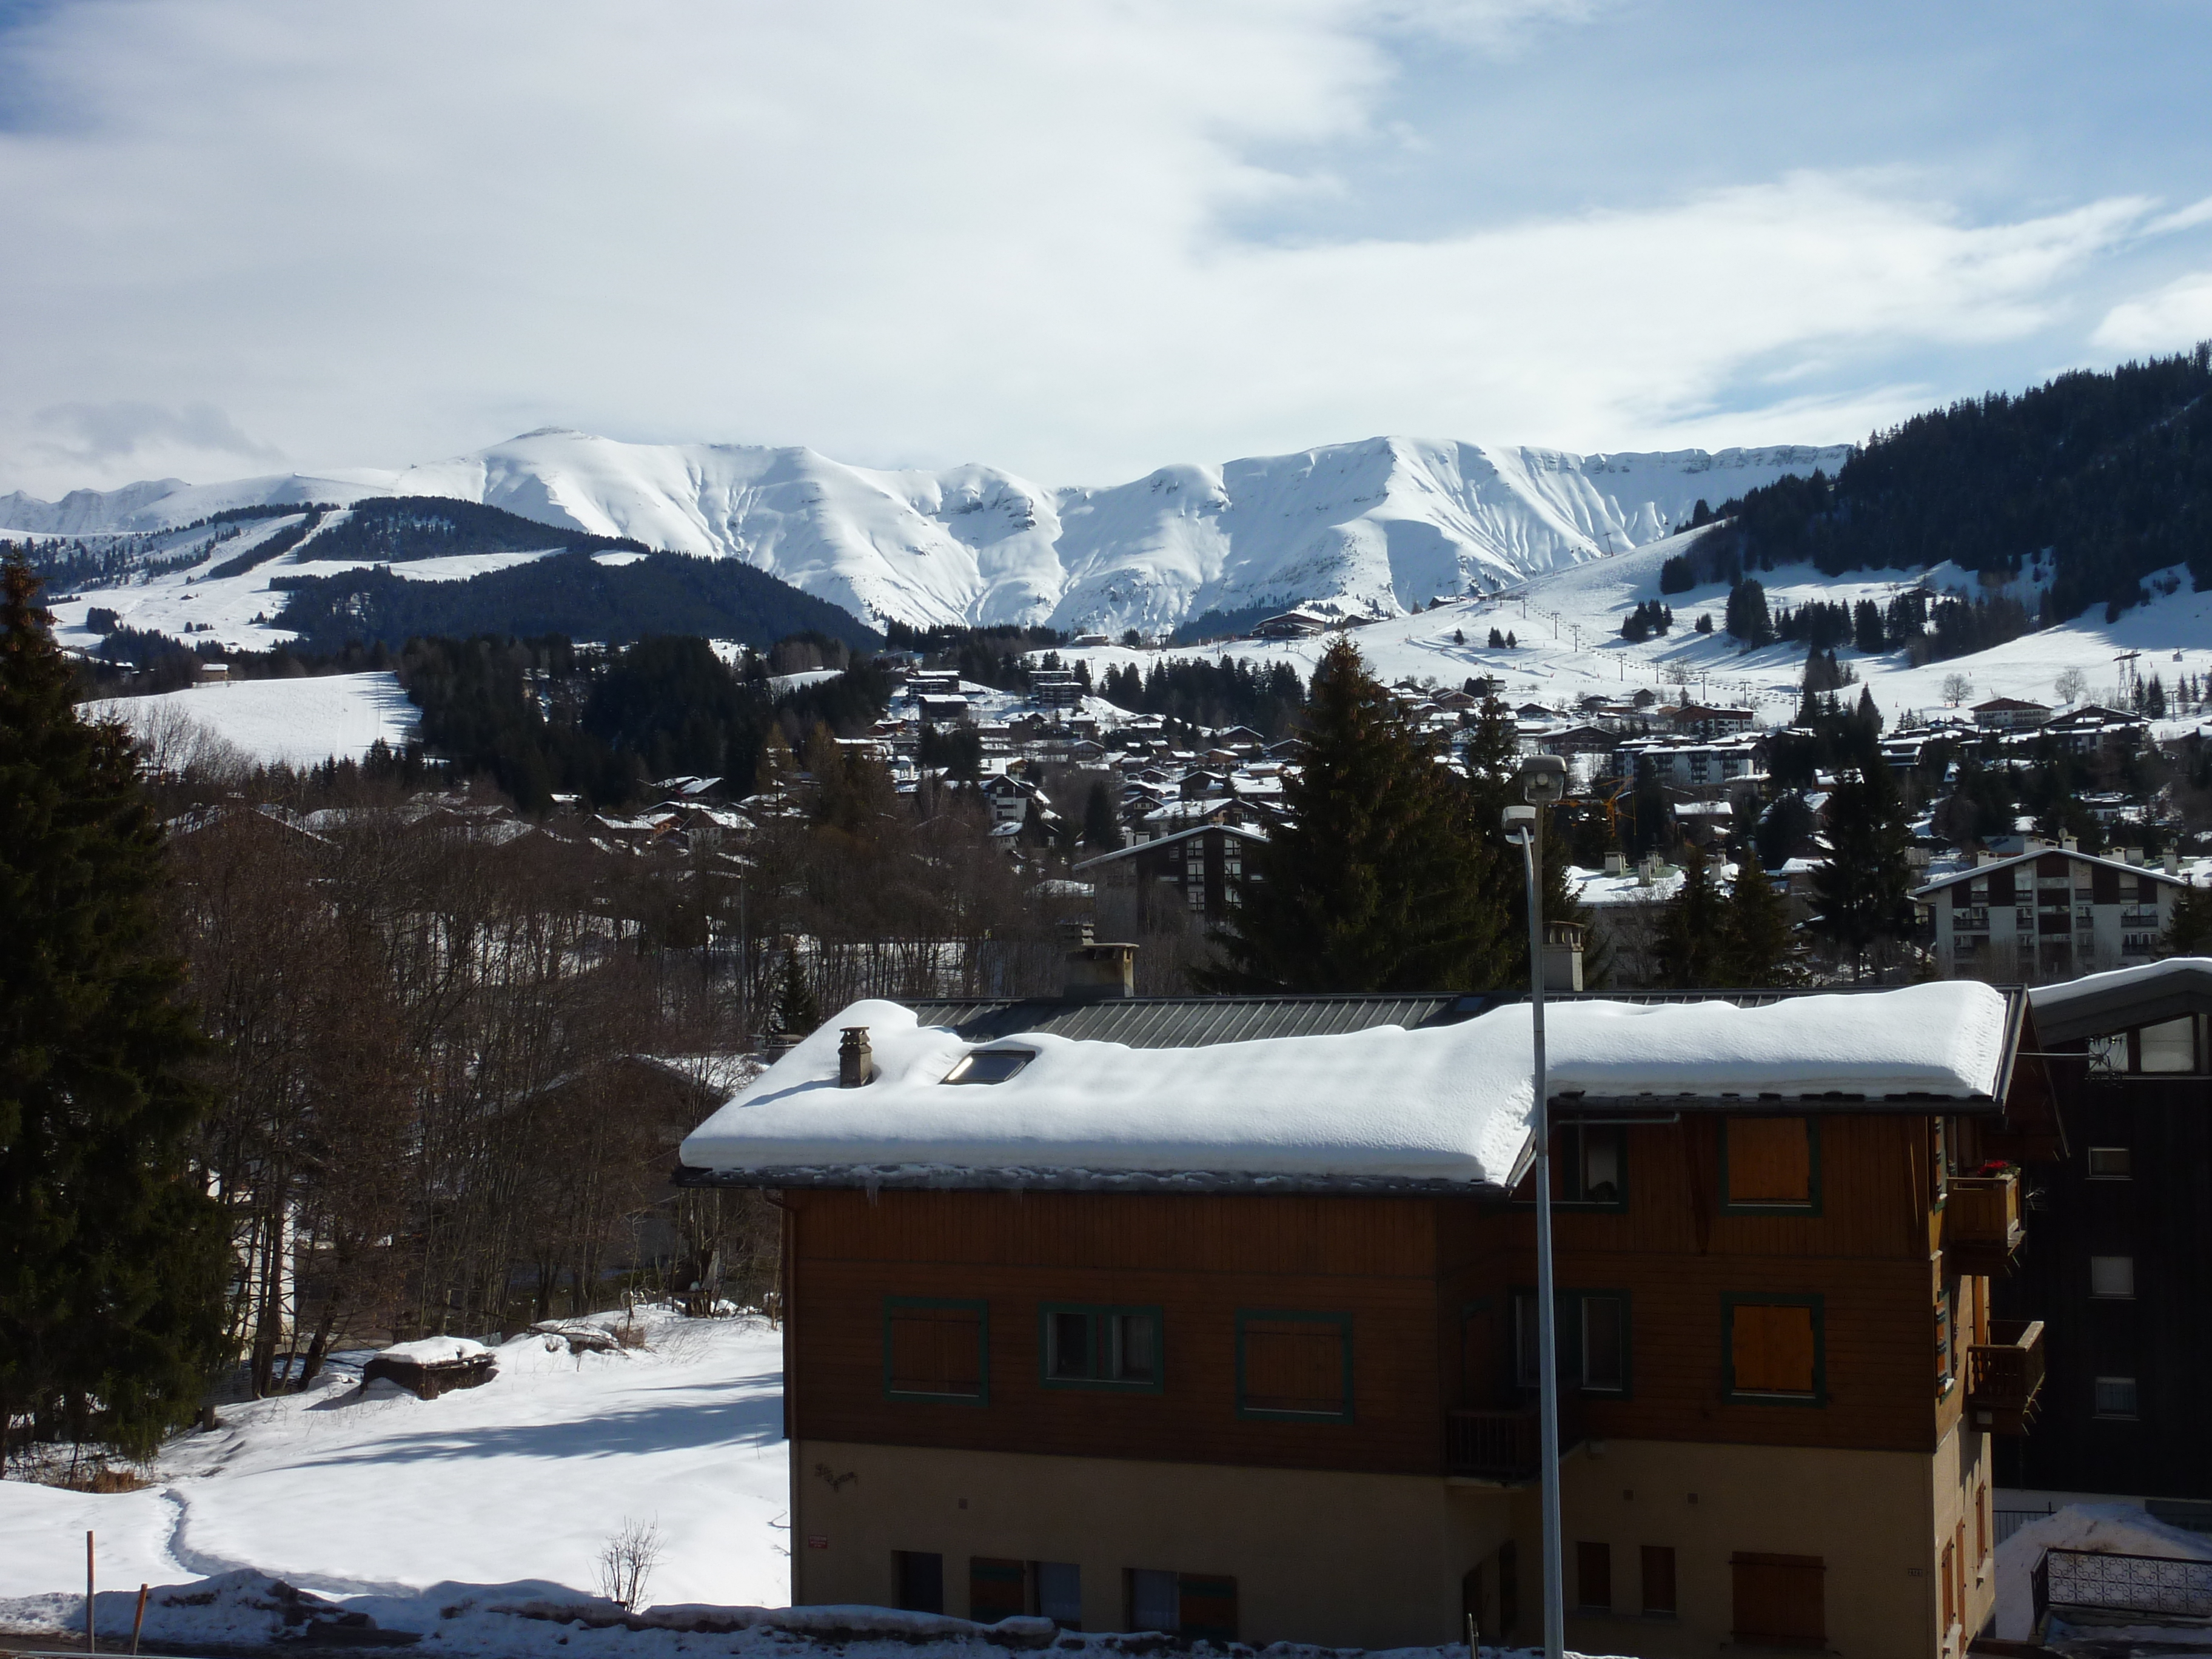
{"left": 888, "top": 1304, "right": 983, "bottom": 1397}
{"left": 1575, "top": 1541, "right": 1612, "bottom": 1611}
{"left": 1241, "top": 1318, "right": 1346, "bottom": 1415}
{"left": 1731, "top": 1302, "right": 1816, "bottom": 1395}
{"left": 1640, "top": 1546, "right": 1677, "bottom": 1615}
{"left": 1940, "top": 1540, "right": 1955, "bottom": 1629}
{"left": 1728, "top": 1119, "right": 1812, "bottom": 1204}
{"left": 1176, "top": 1576, "right": 1237, "bottom": 1642}
{"left": 1731, "top": 1553, "right": 1824, "bottom": 1645}
{"left": 969, "top": 1558, "right": 1027, "bottom": 1624}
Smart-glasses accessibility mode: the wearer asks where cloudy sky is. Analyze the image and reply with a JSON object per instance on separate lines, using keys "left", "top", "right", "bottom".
{"left": 3, "top": 0, "right": 2210, "bottom": 495}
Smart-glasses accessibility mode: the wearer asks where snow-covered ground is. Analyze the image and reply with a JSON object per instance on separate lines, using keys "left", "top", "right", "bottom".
{"left": 1052, "top": 528, "right": 2212, "bottom": 731}
{"left": 0, "top": 1313, "right": 789, "bottom": 1616}
{"left": 88, "top": 671, "right": 422, "bottom": 768}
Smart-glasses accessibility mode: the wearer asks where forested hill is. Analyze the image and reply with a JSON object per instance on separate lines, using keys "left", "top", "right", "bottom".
{"left": 272, "top": 550, "right": 882, "bottom": 652}
{"left": 1703, "top": 344, "right": 2212, "bottom": 620}
{"left": 306, "top": 495, "right": 648, "bottom": 563}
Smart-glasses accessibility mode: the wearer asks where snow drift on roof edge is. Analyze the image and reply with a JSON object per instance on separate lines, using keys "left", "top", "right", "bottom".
{"left": 678, "top": 982, "right": 2010, "bottom": 1184}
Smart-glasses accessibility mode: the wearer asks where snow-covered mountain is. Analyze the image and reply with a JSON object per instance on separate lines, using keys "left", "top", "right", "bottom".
{"left": 1, "top": 429, "right": 1851, "bottom": 632}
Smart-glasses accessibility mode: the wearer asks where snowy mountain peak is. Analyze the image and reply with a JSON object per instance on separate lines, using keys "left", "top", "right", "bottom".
{"left": 2, "top": 431, "right": 1851, "bottom": 631}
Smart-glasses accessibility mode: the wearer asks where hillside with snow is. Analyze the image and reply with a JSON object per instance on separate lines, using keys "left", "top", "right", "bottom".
{"left": 1, "top": 429, "right": 1849, "bottom": 633}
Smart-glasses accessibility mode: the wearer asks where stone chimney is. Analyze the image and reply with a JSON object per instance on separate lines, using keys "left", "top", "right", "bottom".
{"left": 838, "top": 1027, "right": 873, "bottom": 1088}
{"left": 2122, "top": 847, "right": 2142, "bottom": 866}
{"left": 1602, "top": 851, "right": 1625, "bottom": 877}
{"left": 1543, "top": 920, "right": 1586, "bottom": 994}
{"left": 2167, "top": 850, "right": 2182, "bottom": 876}
{"left": 2060, "top": 835, "right": 2078, "bottom": 853}
{"left": 1063, "top": 941, "right": 1138, "bottom": 1000}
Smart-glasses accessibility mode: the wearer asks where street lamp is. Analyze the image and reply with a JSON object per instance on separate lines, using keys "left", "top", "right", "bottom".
{"left": 1503, "top": 753, "right": 1567, "bottom": 1659}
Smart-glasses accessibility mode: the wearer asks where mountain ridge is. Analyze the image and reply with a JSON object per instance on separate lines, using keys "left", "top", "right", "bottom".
{"left": 1, "top": 431, "right": 1851, "bottom": 632}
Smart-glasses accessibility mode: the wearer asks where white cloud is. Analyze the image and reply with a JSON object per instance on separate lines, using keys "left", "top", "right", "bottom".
{"left": 0, "top": 0, "right": 2176, "bottom": 496}
{"left": 2094, "top": 272, "right": 2212, "bottom": 353}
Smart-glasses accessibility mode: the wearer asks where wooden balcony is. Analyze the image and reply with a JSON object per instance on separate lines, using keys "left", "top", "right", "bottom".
{"left": 1968, "top": 1319, "right": 2045, "bottom": 1435}
{"left": 1946, "top": 1170, "right": 2026, "bottom": 1275}
{"left": 1446, "top": 1395, "right": 1584, "bottom": 1482}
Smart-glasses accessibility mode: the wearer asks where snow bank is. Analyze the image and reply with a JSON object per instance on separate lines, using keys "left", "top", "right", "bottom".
{"left": 0, "top": 1570, "right": 1613, "bottom": 1659}
{"left": 679, "top": 983, "right": 2011, "bottom": 1185}
{"left": 377, "top": 1335, "right": 494, "bottom": 1365}
{"left": 1993, "top": 1502, "right": 2212, "bottom": 1640}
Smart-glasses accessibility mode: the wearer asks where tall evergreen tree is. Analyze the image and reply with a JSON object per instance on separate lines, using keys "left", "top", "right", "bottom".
{"left": 0, "top": 557, "right": 227, "bottom": 1455}
{"left": 1718, "top": 853, "right": 1795, "bottom": 986}
{"left": 1081, "top": 780, "right": 1122, "bottom": 851}
{"left": 768, "top": 950, "right": 820, "bottom": 1042}
{"left": 1204, "top": 640, "right": 1507, "bottom": 993}
{"left": 1808, "top": 757, "right": 1917, "bottom": 979}
{"left": 1653, "top": 855, "right": 1723, "bottom": 987}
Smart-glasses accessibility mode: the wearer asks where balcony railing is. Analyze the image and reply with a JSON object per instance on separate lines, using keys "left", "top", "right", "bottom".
{"left": 1446, "top": 1395, "right": 1585, "bottom": 1481}
{"left": 1946, "top": 1171, "right": 2025, "bottom": 1273}
{"left": 1968, "top": 1318, "right": 2045, "bottom": 1435}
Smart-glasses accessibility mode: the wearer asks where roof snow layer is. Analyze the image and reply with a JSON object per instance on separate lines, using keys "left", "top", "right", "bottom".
{"left": 679, "top": 983, "right": 2010, "bottom": 1187}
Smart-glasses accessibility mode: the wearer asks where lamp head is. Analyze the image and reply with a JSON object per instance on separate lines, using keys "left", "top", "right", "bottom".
{"left": 1518, "top": 754, "right": 1567, "bottom": 806}
{"left": 1501, "top": 803, "right": 1536, "bottom": 843}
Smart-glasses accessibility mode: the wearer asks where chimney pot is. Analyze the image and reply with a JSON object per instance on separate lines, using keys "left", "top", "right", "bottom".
{"left": 838, "top": 1027, "right": 873, "bottom": 1088}
{"left": 2166, "top": 850, "right": 2181, "bottom": 875}
{"left": 1602, "top": 851, "right": 1625, "bottom": 877}
{"left": 1543, "top": 920, "right": 1586, "bottom": 993}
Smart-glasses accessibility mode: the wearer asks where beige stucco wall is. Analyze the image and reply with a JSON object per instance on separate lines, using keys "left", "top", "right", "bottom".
{"left": 792, "top": 1438, "right": 1523, "bottom": 1649}
{"left": 1555, "top": 1433, "right": 1988, "bottom": 1659}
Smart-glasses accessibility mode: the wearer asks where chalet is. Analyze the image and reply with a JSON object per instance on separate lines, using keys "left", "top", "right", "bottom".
{"left": 920, "top": 695, "right": 976, "bottom": 729}
{"left": 1253, "top": 610, "right": 1331, "bottom": 639}
{"left": 1999, "top": 960, "right": 2209, "bottom": 1503}
{"left": 1074, "top": 823, "right": 1265, "bottom": 932}
{"left": 1543, "top": 723, "right": 1621, "bottom": 760}
{"left": 1911, "top": 843, "right": 2190, "bottom": 978}
{"left": 1971, "top": 697, "right": 2053, "bottom": 732}
{"left": 1664, "top": 703, "right": 1756, "bottom": 739}
{"left": 677, "top": 974, "right": 2059, "bottom": 1657}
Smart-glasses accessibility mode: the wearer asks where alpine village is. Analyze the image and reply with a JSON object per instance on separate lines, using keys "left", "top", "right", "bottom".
{"left": 16, "top": 352, "right": 2212, "bottom": 1659}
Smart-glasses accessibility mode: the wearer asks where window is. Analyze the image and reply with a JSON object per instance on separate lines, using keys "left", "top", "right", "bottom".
{"left": 1936, "top": 1283, "right": 1956, "bottom": 1395}
{"left": 1559, "top": 1124, "right": 1626, "bottom": 1206}
{"left": 1576, "top": 1542, "right": 1612, "bottom": 1612}
{"left": 884, "top": 1298, "right": 988, "bottom": 1402}
{"left": 2094, "top": 1375, "right": 2139, "bottom": 1418}
{"left": 1041, "top": 1305, "right": 1162, "bottom": 1390}
{"left": 896, "top": 1551, "right": 945, "bottom": 1614}
{"left": 1033, "top": 1563, "right": 1081, "bottom": 1627}
{"left": 2088, "top": 1033, "right": 2127, "bottom": 1075}
{"left": 1513, "top": 1290, "right": 1632, "bottom": 1395}
{"left": 2088, "top": 1146, "right": 2133, "bottom": 1180}
{"left": 2140, "top": 1016, "right": 2196, "bottom": 1073}
{"left": 970, "top": 1558, "right": 1027, "bottom": 1623}
{"left": 1722, "top": 1118, "right": 1819, "bottom": 1212}
{"left": 1640, "top": 1546, "right": 1677, "bottom": 1617}
{"left": 1236, "top": 1311, "right": 1352, "bottom": 1419}
{"left": 941, "top": 1048, "right": 1036, "bottom": 1085}
{"left": 1127, "top": 1571, "right": 1236, "bottom": 1641}
{"left": 1731, "top": 1554, "right": 1824, "bottom": 1647}
{"left": 1725, "top": 1295, "right": 1825, "bottom": 1404}
{"left": 2089, "top": 1256, "right": 2136, "bottom": 1299}
{"left": 1941, "top": 1540, "right": 1956, "bottom": 1631}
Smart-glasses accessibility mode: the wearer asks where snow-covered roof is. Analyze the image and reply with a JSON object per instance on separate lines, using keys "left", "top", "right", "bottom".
{"left": 2028, "top": 957, "right": 2212, "bottom": 1043}
{"left": 1913, "top": 845, "right": 2190, "bottom": 897}
{"left": 677, "top": 984, "right": 2016, "bottom": 1193}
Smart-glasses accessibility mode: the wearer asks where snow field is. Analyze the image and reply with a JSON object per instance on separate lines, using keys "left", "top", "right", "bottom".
{"left": 87, "top": 671, "right": 422, "bottom": 768}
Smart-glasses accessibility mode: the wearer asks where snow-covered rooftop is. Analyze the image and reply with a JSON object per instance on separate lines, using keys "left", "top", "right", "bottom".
{"left": 678, "top": 983, "right": 2015, "bottom": 1191}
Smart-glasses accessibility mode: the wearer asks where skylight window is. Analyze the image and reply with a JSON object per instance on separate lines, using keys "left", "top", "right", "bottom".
{"left": 940, "top": 1048, "right": 1036, "bottom": 1085}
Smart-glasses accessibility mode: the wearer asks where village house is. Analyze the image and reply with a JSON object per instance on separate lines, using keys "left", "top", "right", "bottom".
{"left": 677, "top": 968, "right": 2059, "bottom": 1657}
{"left": 1074, "top": 823, "right": 1265, "bottom": 934}
{"left": 1610, "top": 734, "right": 1768, "bottom": 797}
{"left": 1663, "top": 703, "right": 1757, "bottom": 739}
{"left": 1971, "top": 697, "right": 2053, "bottom": 732}
{"left": 1912, "top": 841, "right": 2190, "bottom": 979}
{"left": 1993, "top": 960, "right": 2211, "bottom": 1514}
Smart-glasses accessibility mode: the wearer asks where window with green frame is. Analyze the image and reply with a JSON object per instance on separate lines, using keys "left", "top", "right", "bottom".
{"left": 1723, "top": 1293, "right": 1825, "bottom": 1406}
{"left": 883, "top": 1297, "right": 988, "bottom": 1403}
{"left": 1040, "top": 1304, "right": 1163, "bottom": 1391}
{"left": 1720, "top": 1118, "right": 1822, "bottom": 1215}
{"left": 1235, "top": 1310, "right": 1352, "bottom": 1420}
{"left": 1512, "top": 1124, "right": 1628, "bottom": 1210}
{"left": 1513, "top": 1289, "right": 1631, "bottom": 1395}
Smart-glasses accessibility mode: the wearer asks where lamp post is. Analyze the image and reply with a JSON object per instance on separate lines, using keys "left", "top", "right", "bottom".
{"left": 1504, "top": 753, "right": 1567, "bottom": 1659}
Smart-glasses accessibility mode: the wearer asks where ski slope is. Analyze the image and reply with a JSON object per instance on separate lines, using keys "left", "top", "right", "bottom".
{"left": 87, "top": 672, "right": 422, "bottom": 768}
{"left": 1051, "top": 526, "right": 2212, "bottom": 729}
{"left": 5, "top": 429, "right": 1849, "bottom": 634}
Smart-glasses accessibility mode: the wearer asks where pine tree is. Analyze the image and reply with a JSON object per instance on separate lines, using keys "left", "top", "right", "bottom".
{"left": 1203, "top": 640, "right": 1507, "bottom": 993}
{"left": 1808, "top": 757, "right": 1917, "bottom": 979}
{"left": 1718, "top": 854, "right": 1794, "bottom": 986}
{"left": 0, "top": 557, "right": 227, "bottom": 1455}
{"left": 2165, "top": 881, "right": 2212, "bottom": 956}
{"left": 769, "top": 950, "right": 820, "bottom": 1043}
{"left": 1653, "top": 855, "right": 1723, "bottom": 987}
{"left": 1081, "top": 780, "right": 1122, "bottom": 851}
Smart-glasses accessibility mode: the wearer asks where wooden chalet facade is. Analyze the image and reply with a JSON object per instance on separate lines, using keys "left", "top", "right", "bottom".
{"left": 677, "top": 980, "right": 2059, "bottom": 1657}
